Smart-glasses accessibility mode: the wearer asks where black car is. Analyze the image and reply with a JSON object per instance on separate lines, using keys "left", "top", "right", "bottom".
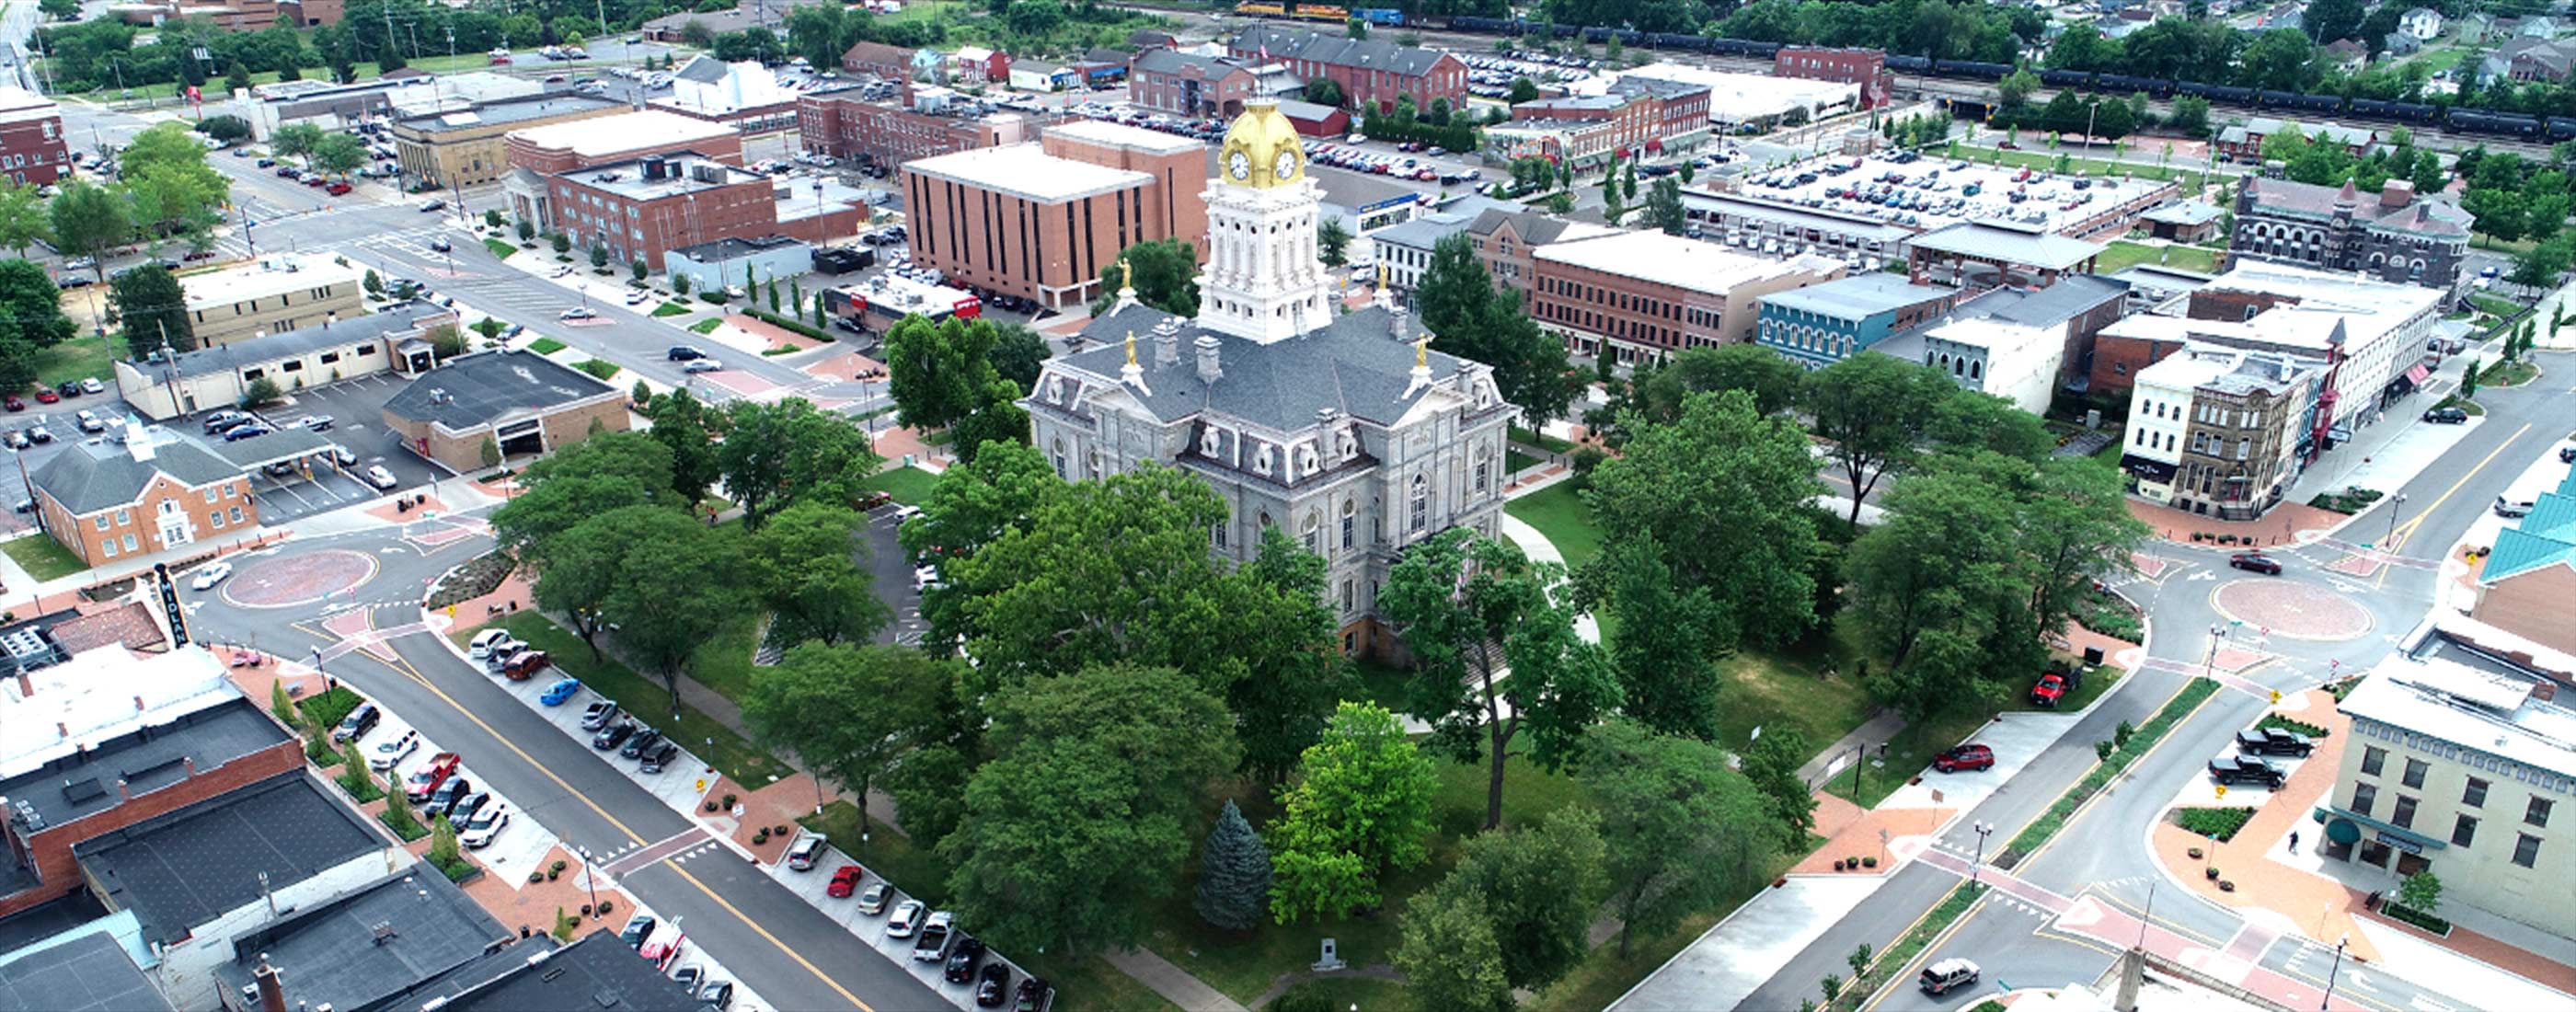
{"left": 2228, "top": 552, "right": 2283, "bottom": 575}
{"left": 1013, "top": 977, "right": 1052, "bottom": 1012}
{"left": 2423, "top": 406, "right": 2470, "bottom": 424}
{"left": 55, "top": 380, "right": 80, "bottom": 397}
{"left": 421, "top": 776, "right": 475, "bottom": 819}
{"left": 332, "top": 702, "right": 380, "bottom": 742}
{"left": 945, "top": 935, "right": 986, "bottom": 983}
{"left": 2237, "top": 727, "right": 2316, "bottom": 757}
{"left": 2207, "top": 755, "right": 2285, "bottom": 788}
{"left": 619, "top": 914, "right": 656, "bottom": 949}
{"left": 2560, "top": 445, "right": 2576, "bottom": 464}
{"left": 666, "top": 346, "right": 707, "bottom": 361}
{"left": 592, "top": 719, "right": 637, "bottom": 751}
{"left": 974, "top": 963, "right": 1010, "bottom": 1006}
{"left": 445, "top": 790, "right": 491, "bottom": 823}
{"left": 638, "top": 740, "right": 680, "bottom": 773}
{"left": 620, "top": 728, "right": 663, "bottom": 760}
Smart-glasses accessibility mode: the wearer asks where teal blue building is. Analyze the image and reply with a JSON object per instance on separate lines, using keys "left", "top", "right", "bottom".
{"left": 1755, "top": 274, "right": 1959, "bottom": 370}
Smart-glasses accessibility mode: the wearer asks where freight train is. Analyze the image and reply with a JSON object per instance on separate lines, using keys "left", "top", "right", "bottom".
{"left": 1441, "top": 16, "right": 2572, "bottom": 142}
{"left": 1235, "top": 2, "right": 1355, "bottom": 23}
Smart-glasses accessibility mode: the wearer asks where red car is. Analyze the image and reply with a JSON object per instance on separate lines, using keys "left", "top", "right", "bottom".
{"left": 33, "top": 389, "right": 58, "bottom": 404}
{"left": 2030, "top": 673, "right": 2068, "bottom": 707}
{"left": 827, "top": 865, "right": 864, "bottom": 898}
{"left": 325, "top": 181, "right": 351, "bottom": 195}
{"left": 1933, "top": 743, "right": 1995, "bottom": 773}
{"left": 4, "top": 396, "right": 21, "bottom": 411}
{"left": 404, "top": 752, "right": 463, "bottom": 800}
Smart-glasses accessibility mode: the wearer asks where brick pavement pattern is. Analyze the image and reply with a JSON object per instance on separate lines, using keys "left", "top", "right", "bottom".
{"left": 223, "top": 547, "right": 380, "bottom": 607}
{"left": 2211, "top": 579, "right": 2375, "bottom": 641}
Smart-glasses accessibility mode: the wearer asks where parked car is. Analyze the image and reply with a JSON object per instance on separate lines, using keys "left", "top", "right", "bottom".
{"left": 683, "top": 359, "right": 722, "bottom": 374}
{"left": 2029, "top": 673, "right": 2068, "bottom": 707}
{"left": 559, "top": 306, "right": 597, "bottom": 320}
{"left": 460, "top": 802, "right": 512, "bottom": 847}
{"left": 2228, "top": 552, "right": 2283, "bottom": 575}
{"left": 2498, "top": 496, "right": 2536, "bottom": 518}
{"left": 2237, "top": 727, "right": 2316, "bottom": 757}
{"left": 912, "top": 912, "right": 954, "bottom": 961}
{"left": 428, "top": 237, "right": 451, "bottom": 253}
{"left": 3, "top": 396, "right": 19, "bottom": 411}
{"left": 887, "top": 900, "right": 926, "bottom": 937}
{"left": 369, "top": 730, "right": 420, "bottom": 771}
{"left": 975, "top": 963, "right": 1011, "bottom": 1006}
{"left": 828, "top": 865, "right": 864, "bottom": 898}
{"left": 1013, "top": 977, "right": 1053, "bottom": 1012}
{"left": 592, "top": 719, "right": 637, "bottom": 751}
{"left": 418, "top": 199, "right": 447, "bottom": 213}
{"left": 2207, "top": 755, "right": 2286, "bottom": 788}
{"left": 620, "top": 914, "right": 656, "bottom": 949}
{"left": 80, "top": 377, "right": 102, "bottom": 394}
{"left": 190, "top": 561, "right": 234, "bottom": 590}
{"left": 2423, "top": 406, "right": 2469, "bottom": 424}
{"left": 581, "top": 700, "right": 621, "bottom": 730}
{"left": 696, "top": 981, "right": 732, "bottom": 1009}
{"left": 404, "top": 752, "right": 463, "bottom": 799}
{"left": 420, "top": 776, "right": 475, "bottom": 820}
{"left": 638, "top": 740, "right": 680, "bottom": 773}
{"left": 291, "top": 414, "right": 333, "bottom": 431}
{"left": 202, "top": 409, "right": 254, "bottom": 433}
{"left": 223, "top": 424, "right": 274, "bottom": 442}
{"left": 444, "top": 791, "right": 491, "bottom": 824}
{"left": 468, "top": 628, "right": 518, "bottom": 660}
{"left": 666, "top": 345, "right": 707, "bottom": 361}
{"left": 945, "top": 935, "right": 986, "bottom": 983}
{"left": 365, "top": 465, "right": 398, "bottom": 489}
{"left": 31, "top": 389, "right": 55, "bottom": 404}
{"left": 324, "top": 181, "right": 351, "bottom": 195}
{"left": 540, "top": 677, "right": 582, "bottom": 706}
{"left": 500, "top": 649, "right": 551, "bottom": 680}
{"left": 1919, "top": 958, "right": 1981, "bottom": 996}
{"left": 671, "top": 966, "right": 705, "bottom": 993}
{"left": 857, "top": 881, "right": 890, "bottom": 915}
{"left": 333, "top": 701, "right": 381, "bottom": 742}
{"left": 620, "top": 728, "right": 663, "bottom": 760}
{"left": 25, "top": 425, "right": 50, "bottom": 443}
{"left": 787, "top": 833, "right": 828, "bottom": 870}
{"left": 1932, "top": 743, "right": 1995, "bottom": 773}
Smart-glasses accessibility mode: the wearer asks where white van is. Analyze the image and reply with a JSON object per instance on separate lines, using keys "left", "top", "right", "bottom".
{"left": 468, "top": 628, "right": 513, "bottom": 660}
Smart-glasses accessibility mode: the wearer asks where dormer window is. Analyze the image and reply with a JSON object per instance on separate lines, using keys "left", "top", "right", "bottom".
{"left": 1046, "top": 375, "right": 1064, "bottom": 401}
{"left": 1253, "top": 443, "right": 1274, "bottom": 475}
{"left": 1202, "top": 426, "right": 1223, "bottom": 456}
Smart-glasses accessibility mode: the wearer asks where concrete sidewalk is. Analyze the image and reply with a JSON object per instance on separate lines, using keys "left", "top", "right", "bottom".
{"left": 1102, "top": 949, "right": 1250, "bottom": 1012}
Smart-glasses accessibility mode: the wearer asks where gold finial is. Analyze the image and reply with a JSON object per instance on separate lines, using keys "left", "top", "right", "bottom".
{"left": 1119, "top": 257, "right": 1133, "bottom": 293}
{"left": 1375, "top": 261, "right": 1386, "bottom": 289}
{"left": 1414, "top": 335, "right": 1430, "bottom": 370}
{"left": 1125, "top": 329, "right": 1139, "bottom": 367}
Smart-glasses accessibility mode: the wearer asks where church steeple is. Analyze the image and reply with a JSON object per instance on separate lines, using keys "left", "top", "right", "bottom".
{"left": 1196, "top": 98, "right": 1334, "bottom": 345}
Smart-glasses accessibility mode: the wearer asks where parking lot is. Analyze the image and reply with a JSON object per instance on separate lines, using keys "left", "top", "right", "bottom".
{"left": 1729, "top": 146, "right": 2177, "bottom": 240}
{"left": 182, "top": 374, "right": 451, "bottom": 526}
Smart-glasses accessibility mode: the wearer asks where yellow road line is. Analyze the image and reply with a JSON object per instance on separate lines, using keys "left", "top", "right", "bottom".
{"left": 1859, "top": 892, "right": 1991, "bottom": 1012}
{"left": 2386, "top": 421, "right": 2532, "bottom": 546}
{"left": 670, "top": 866, "right": 876, "bottom": 1012}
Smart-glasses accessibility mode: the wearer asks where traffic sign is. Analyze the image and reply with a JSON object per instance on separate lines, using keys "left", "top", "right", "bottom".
{"left": 2270, "top": 689, "right": 2283, "bottom": 704}
{"left": 2215, "top": 785, "right": 2228, "bottom": 799}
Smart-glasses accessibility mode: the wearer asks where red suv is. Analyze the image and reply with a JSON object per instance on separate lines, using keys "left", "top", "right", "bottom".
{"left": 1933, "top": 743, "right": 1995, "bottom": 773}
{"left": 2030, "top": 673, "right": 2068, "bottom": 707}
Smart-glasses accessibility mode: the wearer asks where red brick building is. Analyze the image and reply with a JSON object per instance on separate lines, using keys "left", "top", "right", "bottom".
{"left": 1229, "top": 24, "right": 1466, "bottom": 115}
{"left": 1496, "top": 75, "right": 1710, "bottom": 169}
{"left": 28, "top": 437, "right": 260, "bottom": 567}
{"left": 542, "top": 155, "right": 788, "bottom": 270}
{"left": 797, "top": 86, "right": 1045, "bottom": 170}
{"left": 842, "top": 40, "right": 921, "bottom": 81}
{"left": 1130, "top": 49, "right": 1261, "bottom": 118}
{"left": 0, "top": 86, "right": 68, "bottom": 186}
{"left": 503, "top": 109, "right": 745, "bottom": 177}
{"left": 1776, "top": 46, "right": 1894, "bottom": 108}
{"left": 903, "top": 119, "right": 1210, "bottom": 308}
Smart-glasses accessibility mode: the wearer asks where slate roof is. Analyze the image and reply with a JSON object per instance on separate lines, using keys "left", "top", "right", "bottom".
{"left": 1235, "top": 24, "right": 1453, "bottom": 77}
{"left": 0, "top": 929, "right": 173, "bottom": 1012}
{"left": 1372, "top": 212, "right": 1475, "bottom": 254}
{"left": 1132, "top": 48, "right": 1252, "bottom": 79}
{"left": 73, "top": 771, "right": 382, "bottom": 946}
{"left": 1758, "top": 273, "right": 1954, "bottom": 319}
{"left": 1062, "top": 302, "right": 1473, "bottom": 431}
{"left": 156, "top": 300, "right": 444, "bottom": 381}
{"left": 1465, "top": 207, "right": 1601, "bottom": 246}
{"left": 211, "top": 868, "right": 511, "bottom": 1012}
{"left": 431, "top": 932, "right": 705, "bottom": 1012}
{"left": 672, "top": 54, "right": 730, "bottom": 85}
{"left": 2242, "top": 176, "right": 2474, "bottom": 238}
{"left": 1986, "top": 274, "right": 2129, "bottom": 328}
{"left": 2142, "top": 201, "right": 2224, "bottom": 226}
{"left": 29, "top": 437, "right": 241, "bottom": 517}
{"left": 2484, "top": 469, "right": 2576, "bottom": 582}
{"left": 382, "top": 350, "right": 617, "bottom": 431}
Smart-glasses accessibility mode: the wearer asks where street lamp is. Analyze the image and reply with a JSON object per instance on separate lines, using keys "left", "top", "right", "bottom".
{"left": 2204, "top": 623, "right": 2232, "bottom": 679}
{"left": 2384, "top": 493, "right": 2409, "bottom": 546}
{"left": 576, "top": 845, "right": 600, "bottom": 914}
{"left": 2320, "top": 936, "right": 2348, "bottom": 1010}
{"left": 1970, "top": 821, "right": 1994, "bottom": 882}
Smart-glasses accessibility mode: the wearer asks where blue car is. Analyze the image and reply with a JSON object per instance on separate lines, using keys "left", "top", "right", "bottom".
{"left": 540, "top": 678, "right": 581, "bottom": 706}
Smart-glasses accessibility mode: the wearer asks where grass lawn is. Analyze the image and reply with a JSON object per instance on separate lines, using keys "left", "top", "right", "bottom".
{"left": 2481, "top": 361, "right": 2539, "bottom": 387}
{"left": 1708, "top": 618, "right": 1878, "bottom": 761}
{"left": 76, "top": 54, "right": 495, "bottom": 103}
{"left": 685, "top": 614, "right": 762, "bottom": 707}
{"left": 1509, "top": 424, "right": 1576, "bottom": 454}
{"left": 2095, "top": 240, "right": 2218, "bottom": 275}
{"left": 1507, "top": 448, "right": 1541, "bottom": 474}
{"left": 1949, "top": 144, "right": 2195, "bottom": 182}
{"left": 3, "top": 534, "right": 88, "bottom": 581}
{"left": 2469, "top": 293, "right": 2524, "bottom": 318}
{"left": 860, "top": 466, "right": 939, "bottom": 503}
{"left": 32, "top": 334, "right": 118, "bottom": 386}
{"left": 525, "top": 337, "right": 567, "bottom": 355}
{"left": 1504, "top": 482, "right": 1603, "bottom": 570}
{"left": 688, "top": 317, "right": 722, "bottom": 335}
{"left": 461, "top": 614, "right": 790, "bottom": 786}
{"left": 575, "top": 359, "right": 621, "bottom": 382}
{"left": 481, "top": 238, "right": 517, "bottom": 260}
{"left": 651, "top": 302, "right": 692, "bottom": 317}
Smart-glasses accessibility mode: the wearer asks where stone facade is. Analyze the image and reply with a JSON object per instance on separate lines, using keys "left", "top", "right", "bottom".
{"left": 2231, "top": 176, "right": 2471, "bottom": 291}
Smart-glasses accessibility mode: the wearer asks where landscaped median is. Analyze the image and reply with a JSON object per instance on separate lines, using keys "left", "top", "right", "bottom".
{"left": 1829, "top": 881, "right": 1988, "bottom": 1011}
{"left": 1998, "top": 676, "right": 2223, "bottom": 867}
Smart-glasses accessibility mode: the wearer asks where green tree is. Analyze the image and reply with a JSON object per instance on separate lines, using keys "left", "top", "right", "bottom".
{"left": 490, "top": 431, "right": 680, "bottom": 565}
{"left": 241, "top": 376, "right": 282, "bottom": 408}
{"left": 1645, "top": 175, "right": 1686, "bottom": 235}
{"left": 1394, "top": 879, "right": 1512, "bottom": 1012}
{"left": 1193, "top": 799, "right": 1274, "bottom": 932}
{"left": 196, "top": 114, "right": 251, "bottom": 144}
{"left": 429, "top": 813, "right": 460, "bottom": 869}
{"left": 270, "top": 121, "right": 327, "bottom": 168}
{"left": 1303, "top": 76, "right": 1345, "bottom": 108}
{"left": 1638, "top": 343, "right": 1803, "bottom": 420}
{"left": 1579, "top": 719, "right": 1786, "bottom": 956}
{"left": 1803, "top": 353, "right": 1954, "bottom": 532}
{"left": 641, "top": 386, "right": 723, "bottom": 502}
{"left": 589, "top": 243, "right": 609, "bottom": 270}
{"left": 885, "top": 314, "right": 1000, "bottom": 431}
{"left": 1507, "top": 76, "right": 1540, "bottom": 103}
{"left": 48, "top": 180, "right": 132, "bottom": 282}
{"left": 1381, "top": 529, "right": 1621, "bottom": 830}
{"left": 0, "top": 260, "right": 75, "bottom": 353}
{"left": 1092, "top": 237, "right": 1200, "bottom": 316}
{"left": 224, "top": 59, "right": 251, "bottom": 94}
{"left": 1930, "top": 389, "right": 2055, "bottom": 463}
{"left": 746, "top": 500, "right": 890, "bottom": 646}
{"left": 742, "top": 642, "right": 962, "bottom": 842}
{"left": 940, "top": 664, "right": 1238, "bottom": 953}
{"left": 111, "top": 263, "right": 195, "bottom": 356}
{"left": 0, "top": 180, "right": 51, "bottom": 257}
{"left": 2460, "top": 358, "right": 2481, "bottom": 401}
{"left": 1413, "top": 233, "right": 1579, "bottom": 426}
{"left": 1267, "top": 702, "right": 1440, "bottom": 922}
{"left": 1739, "top": 725, "right": 1818, "bottom": 840}
{"left": 1587, "top": 538, "right": 1724, "bottom": 741}
{"left": 2510, "top": 235, "right": 2572, "bottom": 287}
{"left": 1318, "top": 215, "right": 1351, "bottom": 268}
{"left": 898, "top": 441, "right": 1062, "bottom": 652}
{"left": 2169, "top": 95, "right": 2212, "bottom": 137}
{"left": 2398, "top": 870, "right": 2443, "bottom": 914}
{"left": 600, "top": 507, "right": 751, "bottom": 709}
{"left": 1445, "top": 807, "right": 1608, "bottom": 991}
{"left": 949, "top": 377, "right": 1032, "bottom": 465}
{"left": 715, "top": 397, "right": 881, "bottom": 529}
{"left": 1997, "top": 68, "right": 2039, "bottom": 110}
{"left": 121, "top": 122, "right": 230, "bottom": 234}
{"left": 989, "top": 322, "right": 1050, "bottom": 391}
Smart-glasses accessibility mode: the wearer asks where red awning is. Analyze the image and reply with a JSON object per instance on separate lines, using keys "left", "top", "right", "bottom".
{"left": 2405, "top": 362, "right": 2432, "bottom": 385}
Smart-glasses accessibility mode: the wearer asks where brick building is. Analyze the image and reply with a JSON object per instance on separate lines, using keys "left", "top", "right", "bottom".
{"left": 902, "top": 120, "right": 1208, "bottom": 308}
{"left": 381, "top": 351, "right": 628, "bottom": 471}
{"left": 1229, "top": 24, "right": 1466, "bottom": 115}
{"left": 390, "top": 93, "right": 626, "bottom": 190}
{"left": 502, "top": 109, "right": 742, "bottom": 175}
{"left": 175, "top": 253, "right": 368, "bottom": 351}
{"left": 0, "top": 649, "right": 305, "bottom": 923}
{"left": 1130, "top": 49, "right": 1262, "bottom": 118}
{"left": 796, "top": 86, "right": 1043, "bottom": 171}
{"left": 118, "top": 0, "right": 341, "bottom": 29}
{"left": 535, "top": 153, "right": 868, "bottom": 270}
{"left": 1491, "top": 75, "right": 1710, "bottom": 171}
{"left": 26, "top": 433, "right": 260, "bottom": 566}
{"left": 2118, "top": 344, "right": 2317, "bottom": 517}
{"left": 842, "top": 40, "right": 922, "bottom": 81}
{"left": 1464, "top": 208, "right": 1612, "bottom": 299}
{"left": 1530, "top": 231, "right": 1846, "bottom": 363}
{"left": 0, "top": 86, "right": 68, "bottom": 186}
{"left": 1775, "top": 46, "right": 1894, "bottom": 108}
{"left": 2213, "top": 118, "right": 2376, "bottom": 163}
{"left": 2230, "top": 175, "right": 2473, "bottom": 291}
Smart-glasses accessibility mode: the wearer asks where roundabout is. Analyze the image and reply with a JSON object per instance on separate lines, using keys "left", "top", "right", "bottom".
{"left": 2208, "top": 578, "right": 2375, "bottom": 642}
{"left": 219, "top": 548, "right": 381, "bottom": 609}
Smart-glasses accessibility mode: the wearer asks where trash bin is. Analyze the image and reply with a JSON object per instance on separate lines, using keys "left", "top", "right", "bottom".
{"left": 2083, "top": 646, "right": 2104, "bottom": 665}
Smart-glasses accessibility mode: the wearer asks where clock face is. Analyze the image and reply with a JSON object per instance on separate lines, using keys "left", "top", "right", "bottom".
{"left": 1227, "top": 150, "right": 1250, "bottom": 180}
{"left": 1274, "top": 149, "right": 1298, "bottom": 181}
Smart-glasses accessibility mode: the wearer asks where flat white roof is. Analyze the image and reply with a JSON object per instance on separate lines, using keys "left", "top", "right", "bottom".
{"left": 2343, "top": 654, "right": 2576, "bottom": 781}
{"left": 0, "top": 646, "right": 238, "bottom": 780}
{"left": 1535, "top": 231, "right": 1830, "bottom": 294}
{"left": 905, "top": 143, "right": 1152, "bottom": 204}
{"left": 2202, "top": 260, "right": 2446, "bottom": 319}
{"left": 181, "top": 253, "right": 363, "bottom": 310}
{"left": 0, "top": 86, "right": 56, "bottom": 119}
{"left": 1617, "top": 63, "right": 1857, "bottom": 121}
{"left": 507, "top": 109, "right": 736, "bottom": 155}
{"left": 1046, "top": 118, "right": 1204, "bottom": 155}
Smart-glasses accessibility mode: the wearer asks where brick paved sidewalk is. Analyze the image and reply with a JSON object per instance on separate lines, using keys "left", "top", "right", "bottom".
{"left": 2125, "top": 499, "right": 2346, "bottom": 548}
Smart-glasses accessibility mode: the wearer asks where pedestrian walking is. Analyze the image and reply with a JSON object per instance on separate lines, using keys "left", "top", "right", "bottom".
{"left": 2288, "top": 831, "right": 2300, "bottom": 854}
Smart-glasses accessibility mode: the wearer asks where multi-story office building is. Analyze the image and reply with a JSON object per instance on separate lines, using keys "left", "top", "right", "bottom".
{"left": 2231, "top": 176, "right": 2473, "bottom": 291}
{"left": 901, "top": 120, "right": 1208, "bottom": 309}
{"left": 177, "top": 253, "right": 366, "bottom": 350}
{"left": 1774, "top": 46, "right": 1894, "bottom": 107}
{"left": 1488, "top": 76, "right": 1711, "bottom": 173}
{"left": 1530, "top": 231, "right": 1844, "bottom": 363}
{"left": 2116, "top": 344, "right": 2317, "bottom": 515}
{"left": 2329, "top": 650, "right": 2574, "bottom": 937}
{"left": 0, "top": 86, "right": 69, "bottom": 185}
{"left": 1754, "top": 273, "right": 1960, "bottom": 370}
{"left": 391, "top": 92, "right": 626, "bottom": 190}
{"left": 795, "top": 84, "right": 1044, "bottom": 172}
{"left": 1228, "top": 25, "right": 1467, "bottom": 115}
{"left": 1129, "top": 49, "right": 1262, "bottom": 119}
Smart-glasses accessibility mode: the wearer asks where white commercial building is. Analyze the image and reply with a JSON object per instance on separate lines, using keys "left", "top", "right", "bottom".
{"left": 1607, "top": 63, "right": 1858, "bottom": 126}
{"left": 2168, "top": 261, "right": 2444, "bottom": 439}
{"left": 177, "top": 252, "right": 369, "bottom": 351}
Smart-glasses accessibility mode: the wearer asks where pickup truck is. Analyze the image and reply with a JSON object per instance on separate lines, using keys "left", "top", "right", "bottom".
{"left": 2236, "top": 727, "right": 2316, "bottom": 757}
{"left": 2208, "top": 755, "right": 2286, "bottom": 788}
{"left": 912, "top": 911, "right": 954, "bottom": 961}
{"left": 403, "top": 752, "right": 463, "bottom": 800}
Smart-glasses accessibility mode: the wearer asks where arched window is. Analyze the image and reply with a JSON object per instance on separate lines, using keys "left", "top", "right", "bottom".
{"left": 1341, "top": 499, "right": 1356, "bottom": 548}
{"left": 1969, "top": 361, "right": 1983, "bottom": 381}
{"left": 1409, "top": 476, "right": 1429, "bottom": 534}
{"left": 1303, "top": 512, "right": 1321, "bottom": 553}
{"left": 1050, "top": 437, "right": 1066, "bottom": 477}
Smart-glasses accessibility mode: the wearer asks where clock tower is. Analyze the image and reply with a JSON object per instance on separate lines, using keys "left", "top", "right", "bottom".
{"left": 1199, "top": 98, "right": 1334, "bottom": 345}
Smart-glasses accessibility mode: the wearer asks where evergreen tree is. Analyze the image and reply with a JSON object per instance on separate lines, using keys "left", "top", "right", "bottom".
{"left": 1192, "top": 799, "right": 1274, "bottom": 932}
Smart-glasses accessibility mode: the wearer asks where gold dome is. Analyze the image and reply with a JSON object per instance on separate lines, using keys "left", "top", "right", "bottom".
{"left": 1219, "top": 98, "right": 1304, "bottom": 190}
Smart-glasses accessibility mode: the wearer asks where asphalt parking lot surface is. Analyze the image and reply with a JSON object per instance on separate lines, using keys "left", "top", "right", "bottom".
{"left": 1725, "top": 146, "right": 2175, "bottom": 240}
{"left": 177, "top": 374, "right": 449, "bottom": 526}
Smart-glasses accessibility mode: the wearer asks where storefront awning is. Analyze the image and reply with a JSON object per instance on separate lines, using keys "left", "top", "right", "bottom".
{"left": 2120, "top": 454, "right": 2177, "bottom": 482}
{"left": 2325, "top": 807, "right": 2446, "bottom": 850}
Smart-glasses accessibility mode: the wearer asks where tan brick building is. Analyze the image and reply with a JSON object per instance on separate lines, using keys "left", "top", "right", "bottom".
{"left": 501, "top": 110, "right": 743, "bottom": 229}
{"left": 1530, "top": 231, "right": 1846, "bottom": 363}
{"left": 178, "top": 253, "right": 367, "bottom": 351}
{"left": 902, "top": 120, "right": 1209, "bottom": 309}
{"left": 796, "top": 86, "right": 1044, "bottom": 173}
{"left": 391, "top": 93, "right": 627, "bottom": 190}
{"left": 28, "top": 434, "right": 260, "bottom": 567}
{"left": 380, "top": 351, "right": 629, "bottom": 472}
